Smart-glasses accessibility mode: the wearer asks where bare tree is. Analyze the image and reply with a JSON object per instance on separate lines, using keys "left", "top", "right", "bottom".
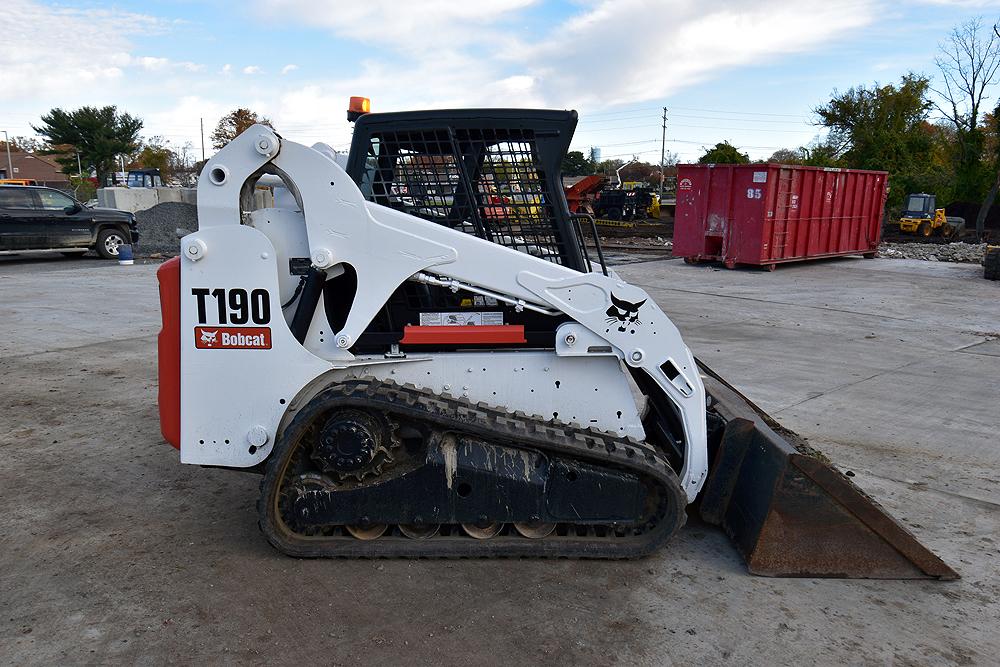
{"left": 935, "top": 18, "right": 1000, "bottom": 133}
{"left": 934, "top": 18, "right": 1000, "bottom": 240}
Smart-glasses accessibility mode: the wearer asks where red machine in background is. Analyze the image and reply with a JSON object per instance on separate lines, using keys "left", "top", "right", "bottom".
{"left": 673, "top": 164, "right": 888, "bottom": 270}
{"left": 563, "top": 174, "right": 606, "bottom": 214}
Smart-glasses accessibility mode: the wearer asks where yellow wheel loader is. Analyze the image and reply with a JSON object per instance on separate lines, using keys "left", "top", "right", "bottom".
{"left": 155, "top": 102, "right": 956, "bottom": 578}
{"left": 897, "top": 193, "right": 965, "bottom": 239}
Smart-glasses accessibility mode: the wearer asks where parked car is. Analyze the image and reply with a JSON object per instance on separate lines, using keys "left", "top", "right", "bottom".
{"left": 0, "top": 185, "right": 138, "bottom": 259}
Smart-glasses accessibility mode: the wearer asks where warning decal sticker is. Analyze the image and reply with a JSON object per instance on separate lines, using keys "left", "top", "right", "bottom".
{"left": 418, "top": 312, "right": 504, "bottom": 327}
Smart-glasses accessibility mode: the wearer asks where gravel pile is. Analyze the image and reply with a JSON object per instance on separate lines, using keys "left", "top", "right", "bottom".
{"left": 877, "top": 241, "right": 986, "bottom": 264}
{"left": 602, "top": 236, "right": 673, "bottom": 249}
{"left": 135, "top": 202, "right": 198, "bottom": 256}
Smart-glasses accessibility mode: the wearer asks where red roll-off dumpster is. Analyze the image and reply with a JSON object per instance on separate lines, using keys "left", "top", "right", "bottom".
{"left": 672, "top": 164, "right": 888, "bottom": 269}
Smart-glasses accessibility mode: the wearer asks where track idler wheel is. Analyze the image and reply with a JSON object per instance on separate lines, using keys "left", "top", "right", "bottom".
{"left": 462, "top": 522, "right": 503, "bottom": 539}
{"left": 399, "top": 524, "right": 440, "bottom": 539}
{"left": 514, "top": 521, "right": 556, "bottom": 539}
{"left": 346, "top": 524, "right": 388, "bottom": 540}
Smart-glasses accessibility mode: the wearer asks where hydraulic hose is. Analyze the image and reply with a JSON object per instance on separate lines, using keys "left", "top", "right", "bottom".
{"left": 289, "top": 268, "right": 326, "bottom": 344}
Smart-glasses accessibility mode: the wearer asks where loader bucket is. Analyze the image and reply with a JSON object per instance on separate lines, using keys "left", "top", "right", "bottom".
{"left": 697, "top": 362, "right": 958, "bottom": 580}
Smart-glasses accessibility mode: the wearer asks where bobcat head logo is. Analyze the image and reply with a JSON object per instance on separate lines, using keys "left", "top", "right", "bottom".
{"left": 200, "top": 329, "right": 218, "bottom": 346}
{"left": 606, "top": 293, "right": 646, "bottom": 333}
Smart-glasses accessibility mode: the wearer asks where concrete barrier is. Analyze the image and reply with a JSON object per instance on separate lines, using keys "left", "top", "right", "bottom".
{"left": 98, "top": 187, "right": 196, "bottom": 212}
{"left": 98, "top": 186, "right": 272, "bottom": 213}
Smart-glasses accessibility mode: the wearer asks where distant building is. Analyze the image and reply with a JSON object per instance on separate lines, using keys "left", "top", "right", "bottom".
{"left": 0, "top": 152, "right": 70, "bottom": 188}
{"left": 589, "top": 147, "right": 601, "bottom": 163}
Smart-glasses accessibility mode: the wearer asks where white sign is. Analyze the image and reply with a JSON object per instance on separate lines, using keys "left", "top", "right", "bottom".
{"left": 753, "top": 171, "right": 767, "bottom": 183}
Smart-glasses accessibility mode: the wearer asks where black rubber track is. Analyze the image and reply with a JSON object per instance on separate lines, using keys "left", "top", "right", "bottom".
{"left": 258, "top": 379, "right": 688, "bottom": 559}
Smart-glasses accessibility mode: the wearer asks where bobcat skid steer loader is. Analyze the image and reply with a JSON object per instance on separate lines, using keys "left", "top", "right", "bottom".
{"left": 156, "top": 107, "right": 955, "bottom": 578}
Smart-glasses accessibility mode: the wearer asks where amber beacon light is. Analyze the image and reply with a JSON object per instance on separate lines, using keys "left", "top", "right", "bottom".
{"left": 347, "top": 96, "right": 371, "bottom": 121}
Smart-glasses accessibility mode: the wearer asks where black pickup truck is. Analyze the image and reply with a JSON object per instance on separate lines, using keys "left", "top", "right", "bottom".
{"left": 0, "top": 185, "right": 139, "bottom": 259}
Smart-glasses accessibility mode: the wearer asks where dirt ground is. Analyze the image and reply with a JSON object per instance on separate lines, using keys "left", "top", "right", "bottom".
{"left": 1, "top": 253, "right": 997, "bottom": 666}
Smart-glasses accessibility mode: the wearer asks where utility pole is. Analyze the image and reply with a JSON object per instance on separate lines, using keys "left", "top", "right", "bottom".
{"left": 200, "top": 117, "right": 206, "bottom": 161}
{"left": 659, "top": 107, "right": 668, "bottom": 199}
{"left": 2, "top": 130, "right": 12, "bottom": 179}
{"left": 76, "top": 152, "right": 83, "bottom": 177}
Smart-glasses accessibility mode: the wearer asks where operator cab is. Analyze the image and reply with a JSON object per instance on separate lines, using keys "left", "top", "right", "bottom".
{"left": 126, "top": 169, "right": 163, "bottom": 188}
{"left": 902, "top": 193, "right": 935, "bottom": 219}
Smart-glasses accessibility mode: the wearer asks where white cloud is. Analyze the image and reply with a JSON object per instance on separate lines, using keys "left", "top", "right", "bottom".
{"left": 142, "top": 95, "right": 230, "bottom": 157}
{"left": 916, "top": 0, "right": 1000, "bottom": 5}
{"left": 0, "top": 0, "right": 164, "bottom": 102}
{"left": 138, "top": 56, "right": 170, "bottom": 70}
{"left": 515, "top": 0, "right": 878, "bottom": 108}
{"left": 0, "top": 0, "right": 968, "bottom": 160}
{"left": 263, "top": 0, "right": 537, "bottom": 54}
{"left": 263, "top": 0, "right": 879, "bottom": 112}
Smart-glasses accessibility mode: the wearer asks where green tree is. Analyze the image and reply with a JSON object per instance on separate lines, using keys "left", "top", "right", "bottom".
{"left": 70, "top": 175, "right": 96, "bottom": 202}
{"left": 594, "top": 158, "right": 625, "bottom": 176}
{"left": 814, "top": 74, "right": 934, "bottom": 206}
{"left": 698, "top": 141, "right": 750, "bottom": 164}
{"left": 211, "top": 108, "right": 274, "bottom": 150}
{"left": 32, "top": 106, "right": 143, "bottom": 185}
{"left": 129, "top": 138, "right": 179, "bottom": 180}
{"left": 767, "top": 148, "right": 805, "bottom": 164}
{"left": 800, "top": 141, "right": 843, "bottom": 167}
{"left": 618, "top": 161, "right": 660, "bottom": 187}
{"left": 561, "top": 150, "right": 594, "bottom": 176}
{"left": 974, "top": 103, "right": 1000, "bottom": 237}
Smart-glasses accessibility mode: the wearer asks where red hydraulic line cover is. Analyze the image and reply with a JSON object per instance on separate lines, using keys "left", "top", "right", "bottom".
{"left": 401, "top": 325, "right": 527, "bottom": 345}
{"left": 672, "top": 163, "right": 888, "bottom": 269}
{"left": 156, "top": 257, "right": 181, "bottom": 449}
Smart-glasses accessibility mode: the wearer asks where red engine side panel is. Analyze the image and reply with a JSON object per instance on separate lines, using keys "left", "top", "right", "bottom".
{"left": 157, "top": 257, "right": 181, "bottom": 449}
{"left": 400, "top": 325, "right": 527, "bottom": 345}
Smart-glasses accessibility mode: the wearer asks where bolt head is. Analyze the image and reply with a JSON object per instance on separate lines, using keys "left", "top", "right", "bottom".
{"left": 184, "top": 238, "right": 207, "bottom": 261}
{"left": 564, "top": 333, "right": 577, "bottom": 346}
{"left": 247, "top": 425, "right": 269, "bottom": 447}
{"left": 630, "top": 350, "right": 643, "bottom": 362}
{"left": 255, "top": 134, "right": 277, "bottom": 157}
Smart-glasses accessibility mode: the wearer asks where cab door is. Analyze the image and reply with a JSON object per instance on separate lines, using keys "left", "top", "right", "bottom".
{"left": 34, "top": 188, "right": 92, "bottom": 248}
{"left": 0, "top": 187, "right": 40, "bottom": 250}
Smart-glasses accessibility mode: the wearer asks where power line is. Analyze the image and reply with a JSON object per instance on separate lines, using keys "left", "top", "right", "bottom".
{"left": 669, "top": 105, "right": 809, "bottom": 119}
{"left": 668, "top": 123, "right": 817, "bottom": 134}
{"left": 574, "top": 124, "right": 662, "bottom": 134}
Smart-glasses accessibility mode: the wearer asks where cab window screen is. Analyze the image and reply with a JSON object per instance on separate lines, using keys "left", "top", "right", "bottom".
{"left": 361, "top": 128, "right": 568, "bottom": 265}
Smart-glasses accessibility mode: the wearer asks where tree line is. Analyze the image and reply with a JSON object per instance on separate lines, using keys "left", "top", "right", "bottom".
{"left": 1, "top": 107, "right": 273, "bottom": 198}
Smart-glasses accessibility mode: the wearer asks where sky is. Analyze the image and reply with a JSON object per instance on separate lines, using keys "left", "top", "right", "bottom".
{"left": 2, "top": 0, "right": 999, "bottom": 164}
